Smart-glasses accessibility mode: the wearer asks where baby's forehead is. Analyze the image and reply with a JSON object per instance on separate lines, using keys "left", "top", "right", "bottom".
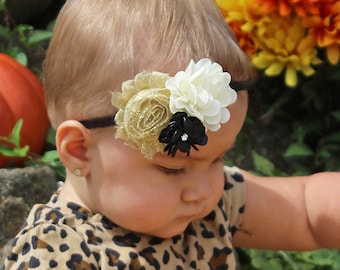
{"left": 154, "top": 122, "right": 237, "bottom": 162}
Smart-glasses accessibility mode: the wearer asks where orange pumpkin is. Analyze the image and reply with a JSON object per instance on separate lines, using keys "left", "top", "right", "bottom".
{"left": 0, "top": 53, "right": 50, "bottom": 167}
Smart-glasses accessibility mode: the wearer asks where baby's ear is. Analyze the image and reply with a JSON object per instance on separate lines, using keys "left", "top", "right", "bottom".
{"left": 56, "top": 120, "right": 93, "bottom": 176}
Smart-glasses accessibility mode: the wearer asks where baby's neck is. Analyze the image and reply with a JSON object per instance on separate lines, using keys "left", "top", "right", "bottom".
{"left": 59, "top": 177, "right": 91, "bottom": 211}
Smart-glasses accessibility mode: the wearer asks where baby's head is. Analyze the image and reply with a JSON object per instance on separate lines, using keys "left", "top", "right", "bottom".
{"left": 43, "top": 0, "right": 252, "bottom": 128}
{"left": 44, "top": 0, "right": 253, "bottom": 237}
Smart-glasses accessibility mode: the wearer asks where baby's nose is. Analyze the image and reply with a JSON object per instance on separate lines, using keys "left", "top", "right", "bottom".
{"left": 181, "top": 172, "right": 211, "bottom": 203}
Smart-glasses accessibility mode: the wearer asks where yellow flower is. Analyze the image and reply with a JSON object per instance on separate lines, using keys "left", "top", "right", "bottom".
{"left": 112, "top": 71, "right": 172, "bottom": 159}
{"left": 252, "top": 15, "right": 322, "bottom": 87}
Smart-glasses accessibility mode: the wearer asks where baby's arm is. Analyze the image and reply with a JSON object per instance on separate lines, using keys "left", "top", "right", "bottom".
{"left": 233, "top": 170, "right": 340, "bottom": 250}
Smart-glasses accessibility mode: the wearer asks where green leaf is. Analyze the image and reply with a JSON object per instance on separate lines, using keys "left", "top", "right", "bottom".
{"left": 0, "top": 25, "right": 10, "bottom": 38}
{"left": 15, "top": 52, "right": 28, "bottom": 66}
{"left": 0, "top": 119, "right": 30, "bottom": 158}
{"left": 284, "top": 143, "right": 314, "bottom": 157}
{"left": 12, "top": 145, "right": 29, "bottom": 157}
{"left": 39, "top": 150, "right": 59, "bottom": 163}
{"left": 46, "top": 20, "right": 56, "bottom": 32}
{"left": 10, "top": 119, "right": 24, "bottom": 147}
{"left": 28, "top": 30, "right": 52, "bottom": 45}
{"left": 252, "top": 151, "right": 275, "bottom": 176}
{"left": 0, "top": 0, "right": 5, "bottom": 12}
{"left": 248, "top": 250, "right": 286, "bottom": 270}
{"left": 15, "top": 24, "right": 33, "bottom": 35}
{"left": 51, "top": 164, "right": 66, "bottom": 179}
{"left": 0, "top": 144, "right": 28, "bottom": 157}
{"left": 0, "top": 119, "right": 23, "bottom": 145}
{"left": 45, "top": 128, "right": 57, "bottom": 146}
{"left": 0, "top": 145, "right": 17, "bottom": 157}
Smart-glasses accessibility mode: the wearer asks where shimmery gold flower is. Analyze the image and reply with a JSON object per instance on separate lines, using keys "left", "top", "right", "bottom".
{"left": 112, "top": 71, "right": 172, "bottom": 159}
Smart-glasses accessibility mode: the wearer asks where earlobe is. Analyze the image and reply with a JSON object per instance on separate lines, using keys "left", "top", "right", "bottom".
{"left": 56, "top": 120, "right": 93, "bottom": 176}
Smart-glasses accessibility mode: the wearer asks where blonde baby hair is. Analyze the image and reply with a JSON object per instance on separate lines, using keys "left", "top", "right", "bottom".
{"left": 43, "top": 0, "right": 252, "bottom": 127}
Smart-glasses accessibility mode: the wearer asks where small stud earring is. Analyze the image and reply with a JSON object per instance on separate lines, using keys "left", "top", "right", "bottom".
{"left": 73, "top": 169, "right": 82, "bottom": 176}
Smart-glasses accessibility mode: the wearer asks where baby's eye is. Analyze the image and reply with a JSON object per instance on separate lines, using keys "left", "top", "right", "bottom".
{"left": 158, "top": 166, "right": 186, "bottom": 176}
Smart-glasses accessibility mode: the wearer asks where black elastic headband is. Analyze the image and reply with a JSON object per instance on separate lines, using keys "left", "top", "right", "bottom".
{"left": 79, "top": 80, "right": 250, "bottom": 129}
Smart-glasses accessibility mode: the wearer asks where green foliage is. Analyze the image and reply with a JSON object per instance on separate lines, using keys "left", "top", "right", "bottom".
{"left": 0, "top": 22, "right": 51, "bottom": 65}
{"left": 281, "top": 114, "right": 340, "bottom": 172}
{"left": 248, "top": 58, "right": 340, "bottom": 174}
{"left": 0, "top": 1, "right": 63, "bottom": 176}
{"left": 0, "top": 1, "right": 54, "bottom": 71}
{"left": 239, "top": 249, "right": 340, "bottom": 270}
{"left": 251, "top": 151, "right": 288, "bottom": 176}
{"left": 0, "top": 119, "right": 29, "bottom": 157}
{"left": 0, "top": 120, "right": 65, "bottom": 178}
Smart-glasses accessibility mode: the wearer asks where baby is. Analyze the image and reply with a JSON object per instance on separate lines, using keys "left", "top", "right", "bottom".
{"left": 3, "top": 0, "right": 340, "bottom": 269}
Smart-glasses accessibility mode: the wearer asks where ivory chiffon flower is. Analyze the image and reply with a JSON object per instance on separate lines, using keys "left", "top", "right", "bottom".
{"left": 166, "top": 58, "right": 237, "bottom": 132}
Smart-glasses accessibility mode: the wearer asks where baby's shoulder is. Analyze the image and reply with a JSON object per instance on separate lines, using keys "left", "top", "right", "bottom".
{"left": 4, "top": 194, "right": 102, "bottom": 269}
{"left": 223, "top": 166, "right": 245, "bottom": 188}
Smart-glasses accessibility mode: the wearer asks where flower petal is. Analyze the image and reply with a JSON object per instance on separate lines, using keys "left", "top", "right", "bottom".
{"left": 285, "top": 66, "right": 298, "bottom": 87}
{"left": 166, "top": 58, "right": 236, "bottom": 131}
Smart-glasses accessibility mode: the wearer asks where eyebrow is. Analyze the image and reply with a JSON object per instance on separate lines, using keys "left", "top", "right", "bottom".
{"left": 79, "top": 79, "right": 251, "bottom": 129}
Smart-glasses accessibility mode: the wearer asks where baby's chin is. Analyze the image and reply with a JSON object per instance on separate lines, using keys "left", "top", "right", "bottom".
{"left": 142, "top": 220, "right": 193, "bottom": 239}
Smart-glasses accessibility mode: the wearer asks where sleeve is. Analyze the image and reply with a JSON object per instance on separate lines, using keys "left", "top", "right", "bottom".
{"left": 223, "top": 166, "right": 246, "bottom": 236}
{"left": 3, "top": 223, "right": 99, "bottom": 270}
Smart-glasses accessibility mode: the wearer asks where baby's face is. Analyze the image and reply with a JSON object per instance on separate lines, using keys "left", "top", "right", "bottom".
{"left": 85, "top": 91, "right": 248, "bottom": 238}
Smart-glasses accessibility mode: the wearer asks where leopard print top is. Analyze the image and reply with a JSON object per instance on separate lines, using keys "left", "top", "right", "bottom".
{"left": 3, "top": 166, "right": 245, "bottom": 270}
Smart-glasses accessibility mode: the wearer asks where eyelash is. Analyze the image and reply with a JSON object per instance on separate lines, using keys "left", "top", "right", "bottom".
{"left": 158, "top": 166, "right": 186, "bottom": 176}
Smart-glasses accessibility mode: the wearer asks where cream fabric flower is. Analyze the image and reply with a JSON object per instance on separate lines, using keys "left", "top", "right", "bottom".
{"left": 165, "top": 58, "right": 237, "bottom": 131}
{"left": 112, "top": 71, "right": 172, "bottom": 159}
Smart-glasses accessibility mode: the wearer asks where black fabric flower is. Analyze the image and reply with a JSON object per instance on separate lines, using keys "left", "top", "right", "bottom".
{"left": 158, "top": 112, "right": 208, "bottom": 157}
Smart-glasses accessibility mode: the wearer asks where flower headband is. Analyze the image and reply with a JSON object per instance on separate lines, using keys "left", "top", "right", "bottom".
{"left": 80, "top": 58, "right": 250, "bottom": 159}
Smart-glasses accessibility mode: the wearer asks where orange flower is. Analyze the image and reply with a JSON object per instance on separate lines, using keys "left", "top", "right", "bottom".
{"left": 255, "top": 0, "right": 292, "bottom": 16}
{"left": 215, "top": 0, "right": 262, "bottom": 56}
{"left": 291, "top": 0, "right": 324, "bottom": 16}
{"left": 228, "top": 21, "right": 258, "bottom": 57}
{"left": 303, "top": 0, "right": 340, "bottom": 64}
{"left": 255, "top": 0, "right": 324, "bottom": 16}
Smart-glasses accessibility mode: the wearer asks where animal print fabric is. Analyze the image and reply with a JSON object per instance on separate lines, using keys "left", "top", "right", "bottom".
{"left": 3, "top": 166, "right": 245, "bottom": 269}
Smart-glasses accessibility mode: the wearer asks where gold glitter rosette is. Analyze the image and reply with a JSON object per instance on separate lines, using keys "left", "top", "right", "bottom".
{"left": 112, "top": 71, "right": 172, "bottom": 159}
